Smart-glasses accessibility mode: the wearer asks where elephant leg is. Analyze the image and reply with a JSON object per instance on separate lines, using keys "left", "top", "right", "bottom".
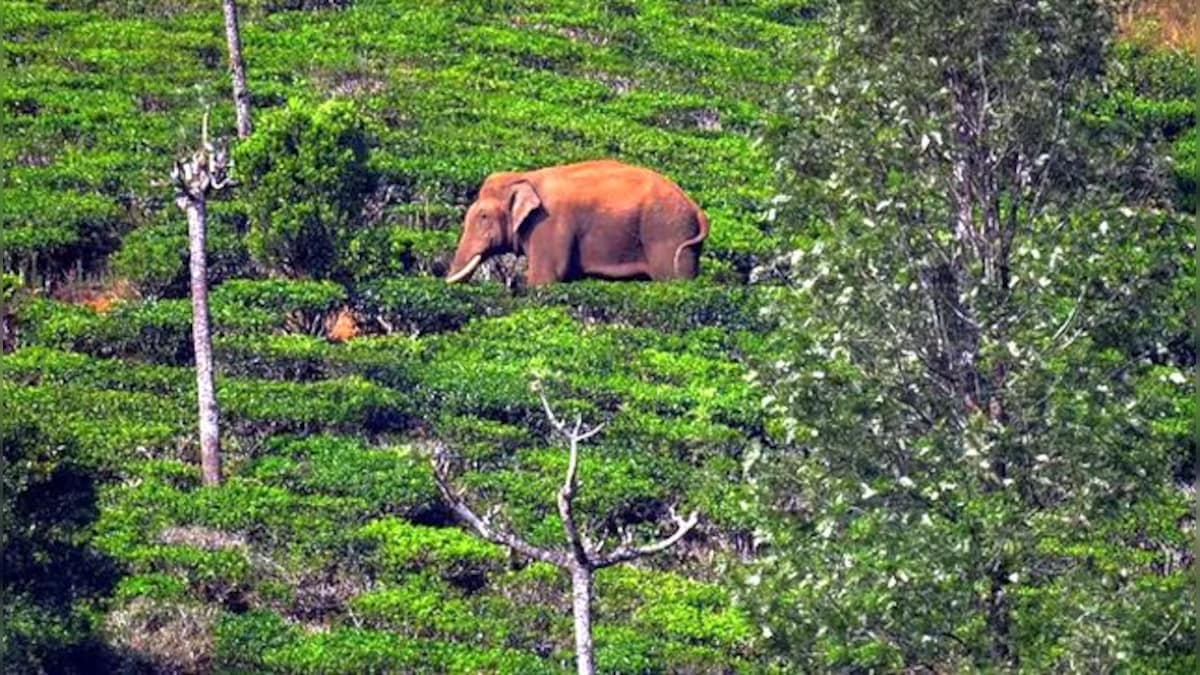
{"left": 583, "top": 260, "right": 650, "bottom": 281}
{"left": 526, "top": 254, "right": 570, "bottom": 285}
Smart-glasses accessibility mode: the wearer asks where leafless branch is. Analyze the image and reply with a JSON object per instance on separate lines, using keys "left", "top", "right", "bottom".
{"left": 430, "top": 445, "right": 564, "bottom": 566}
{"left": 430, "top": 390, "right": 702, "bottom": 675}
{"left": 557, "top": 423, "right": 590, "bottom": 562}
{"left": 595, "top": 507, "right": 700, "bottom": 568}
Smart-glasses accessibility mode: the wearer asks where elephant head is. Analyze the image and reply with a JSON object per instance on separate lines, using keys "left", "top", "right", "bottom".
{"left": 446, "top": 177, "right": 541, "bottom": 283}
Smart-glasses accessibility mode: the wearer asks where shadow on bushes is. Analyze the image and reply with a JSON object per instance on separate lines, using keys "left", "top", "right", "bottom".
{"left": 1, "top": 421, "right": 155, "bottom": 673}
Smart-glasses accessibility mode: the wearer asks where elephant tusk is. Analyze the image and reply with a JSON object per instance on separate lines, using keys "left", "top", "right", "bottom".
{"left": 446, "top": 254, "right": 483, "bottom": 283}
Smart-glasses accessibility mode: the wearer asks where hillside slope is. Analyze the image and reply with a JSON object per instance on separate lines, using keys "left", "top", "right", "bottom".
{"left": 3, "top": 0, "right": 816, "bottom": 285}
{"left": 2, "top": 1, "right": 814, "bottom": 671}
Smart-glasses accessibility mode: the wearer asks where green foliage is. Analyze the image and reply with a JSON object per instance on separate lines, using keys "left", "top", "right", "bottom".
{"left": 6, "top": 0, "right": 1188, "bottom": 672}
{"left": 355, "top": 517, "right": 507, "bottom": 580}
{"left": 248, "top": 436, "right": 438, "bottom": 517}
{"left": 1173, "top": 126, "right": 1197, "bottom": 211}
{"left": 18, "top": 279, "right": 348, "bottom": 363}
{"left": 343, "top": 225, "right": 460, "bottom": 281}
{"left": 19, "top": 297, "right": 273, "bottom": 364}
{"left": 221, "top": 375, "right": 409, "bottom": 434}
{"left": 0, "top": 187, "right": 122, "bottom": 278}
{"left": 356, "top": 277, "right": 510, "bottom": 335}
{"left": 111, "top": 202, "right": 253, "bottom": 298}
{"left": 253, "top": 627, "right": 557, "bottom": 674}
{"left": 528, "top": 279, "right": 777, "bottom": 332}
{"left": 235, "top": 99, "right": 378, "bottom": 280}
{"left": 0, "top": 415, "right": 121, "bottom": 672}
{"left": 751, "top": 0, "right": 1195, "bottom": 670}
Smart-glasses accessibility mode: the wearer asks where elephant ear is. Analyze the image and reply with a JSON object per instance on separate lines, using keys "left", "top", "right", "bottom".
{"left": 508, "top": 181, "right": 542, "bottom": 238}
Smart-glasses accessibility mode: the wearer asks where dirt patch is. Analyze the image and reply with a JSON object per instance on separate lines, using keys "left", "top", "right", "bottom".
{"left": 289, "top": 569, "right": 366, "bottom": 622}
{"left": 313, "top": 69, "right": 389, "bottom": 98}
{"left": 1119, "top": 0, "right": 1199, "bottom": 52}
{"left": 106, "top": 598, "right": 220, "bottom": 674}
{"left": 587, "top": 71, "right": 636, "bottom": 95}
{"left": 325, "top": 306, "right": 360, "bottom": 342}
{"left": 509, "top": 17, "right": 610, "bottom": 46}
{"left": 160, "top": 525, "right": 248, "bottom": 551}
{"left": 53, "top": 277, "right": 138, "bottom": 313}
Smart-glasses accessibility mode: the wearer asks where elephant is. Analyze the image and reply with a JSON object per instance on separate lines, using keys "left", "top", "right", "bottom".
{"left": 445, "top": 159, "right": 710, "bottom": 285}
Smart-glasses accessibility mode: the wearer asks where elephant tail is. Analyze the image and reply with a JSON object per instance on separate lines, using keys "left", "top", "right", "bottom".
{"left": 672, "top": 208, "right": 710, "bottom": 276}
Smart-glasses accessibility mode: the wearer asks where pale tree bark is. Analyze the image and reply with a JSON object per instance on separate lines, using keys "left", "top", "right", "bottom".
{"left": 569, "top": 563, "right": 595, "bottom": 671}
{"left": 172, "top": 111, "right": 232, "bottom": 486}
{"left": 431, "top": 392, "right": 699, "bottom": 675}
{"left": 221, "top": 0, "right": 252, "bottom": 139}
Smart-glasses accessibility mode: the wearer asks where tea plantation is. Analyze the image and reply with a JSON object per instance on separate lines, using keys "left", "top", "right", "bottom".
{"left": 1, "top": 1, "right": 813, "bottom": 671}
{"left": 2, "top": 0, "right": 1195, "bottom": 672}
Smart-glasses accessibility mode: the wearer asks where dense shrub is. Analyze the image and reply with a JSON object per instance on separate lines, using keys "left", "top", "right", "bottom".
{"left": 0, "top": 346, "right": 188, "bottom": 394}
{"left": 1173, "top": 126, "right": 1196, "bottom": 211}
{"left": 0, "top": 416, "right": 124, "bottom": 673}
{"left": 248, "top": 436, "right": 439, "bottom": 517}
{"left": 255, "top": 628, "right": 556, "bottom": 674}
{"left": 344, "top": 225, "right": 460, "bottom": 281}
{"left": 355, "top": 517, "right": 507, "bottom": 581}
{"left": 212, "top": 278, "right": 348, "bottom": 335}
{"left": 221, "top": 376, "right": 408, "bottom": 434}
{"left": 18, "top": 297, "right": 277, "bottom": 364}
{"left": 18, "top": 279, "right": 347, "bottom": 364}
{"left": 235, "top": 99, "right": 378, "bottom": 280}
{"left": 0, "top": 187, "right": 122, "bottom": 279}
{"left": 215, "top": 333, "right": 334, "bottom": 380}
{"left": 0, "top": 379, "right": 187, "bottom": 462}
{"left": 9, "top": 1, "right": 1188, "bottom": 672}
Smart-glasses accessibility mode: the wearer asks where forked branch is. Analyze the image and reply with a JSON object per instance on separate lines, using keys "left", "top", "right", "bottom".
{"left": 429, "top": 390, "right": 701, "bottom": 675}
{"left": 430, "top": 446, "right": 565, "bottom": 566}
{"left": 595, "top": 506, "right": 700, "bottom": 568}
{"left": 430, "top": 392, "right": 700, "bottom": 571}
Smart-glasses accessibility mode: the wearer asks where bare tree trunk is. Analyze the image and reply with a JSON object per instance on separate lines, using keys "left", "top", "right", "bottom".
{"left": 173, "top": 111, "right": 231, "bottom": 487}
{"left": 569, "top": 563, "right": 596, "bottom": 675}
{"left": 185, "top": 197, "right": 222, "bottom": 486}
{"left": 221, "top": 0, "right": 252, "bottom": 139}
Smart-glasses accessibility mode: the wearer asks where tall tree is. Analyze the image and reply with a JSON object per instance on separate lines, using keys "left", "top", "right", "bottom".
{"left": 171, "top": 112, "right": 231, "bottom": 486}
{"left": 749, "top": 0, "right": 1193, "bottom": 670}
{"left": 432, "top": 392, "right": 699, "bottom": 675}
{"left": 221, "top": 0, "right": 252, "bottom": 139}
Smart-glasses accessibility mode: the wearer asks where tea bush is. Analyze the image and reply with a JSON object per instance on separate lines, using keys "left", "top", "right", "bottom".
{"left": 220, "top": 376, "right": 408, "bottom": 434}
{"left": 215, "top": 333, "right": 335, "bottom": 380}
{"left": 355, "top": 517, "right": 507, "bottom": 581}
{"left": 255, "top": 627, "right": 556, "bottom": 674}
{"left": 1174, "top": 126, "right": 1196, "bottom": 211}
{"left": 247, "top": 436, "right": 439, "bottom": 517}
{"left": 355, "top": 277, "right": 510, "bottom": 335}
{"left": 18, "top": 298, "right": 275, "bottom": 364}
{"left": 18, "top": 279, "right": 346, "bottom": 363}
{"left": 0, "top": 417, "right": 122, "bottom": 672}
{"left": 111, "top": 202, "right": 253, "bottom": 298}
{"left": 528, "top": 279, "right": 777, "bottom": 332}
